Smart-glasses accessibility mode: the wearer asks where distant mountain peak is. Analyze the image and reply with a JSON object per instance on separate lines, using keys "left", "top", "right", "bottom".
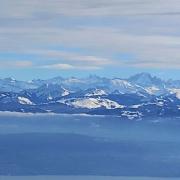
{"left": 129, "top": 72, "right": 153, "bottom": 80}
{"left": 128, "top": 72, "right": 163, "bottom": 87}
{"left": 4, "top": 77, "right": 16, "bottom": 82}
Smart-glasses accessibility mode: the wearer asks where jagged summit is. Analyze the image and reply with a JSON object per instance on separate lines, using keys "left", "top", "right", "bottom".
{"left": 128, "top": 72, "right": 163, "bottom": 87}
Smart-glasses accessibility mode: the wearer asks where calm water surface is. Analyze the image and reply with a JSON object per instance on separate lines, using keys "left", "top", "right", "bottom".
{"left": 0, "top": 113, "right": 180, "bottom": 177}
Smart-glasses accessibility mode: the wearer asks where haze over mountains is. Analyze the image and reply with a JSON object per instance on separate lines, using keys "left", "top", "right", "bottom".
{"left": 0, "top": 73, "right": 180, "bottom": 119}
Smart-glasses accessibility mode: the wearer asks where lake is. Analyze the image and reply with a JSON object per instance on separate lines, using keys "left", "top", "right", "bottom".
{"left": 0, "top": 113, "right": 180, "bottom": 177}
{"left": 0, "top": 176, "right": 179, "bottom": 180}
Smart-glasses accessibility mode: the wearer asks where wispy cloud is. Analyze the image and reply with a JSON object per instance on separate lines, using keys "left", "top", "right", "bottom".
{"left": 40, "top": 63, "right": 101, "bottom": 70}
{"left": 40, "top": 63, "right": 74, "bottom": 70}
{"left": 0, "top": 60, "right": 32, "bottom": 68}
{"left": 1, "top": 0, "right": 180, "bottom": 18}
{"left": 14, "top": 49, "right": 112, "bottom": 70}
{"left": 0, "top": 0, "right": 180, "bottom": 72}
{"left": 27, "top": 49, "right": 112, "bottom": 66}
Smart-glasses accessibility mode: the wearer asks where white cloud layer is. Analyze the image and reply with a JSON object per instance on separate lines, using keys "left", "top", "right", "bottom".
{"left": 1, "top": 0, "right": 180, "bottom": 17}
{"left": 0, "top": 61, "right": 32, "bottom": 68}
{"left": 0, "top": 0, "right": 180, "bottom": 70}
{"left": 40, "top": 63, "right": 101, "bottom": 70}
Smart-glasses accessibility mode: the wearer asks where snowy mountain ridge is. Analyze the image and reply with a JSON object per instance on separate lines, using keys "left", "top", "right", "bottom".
{"left": 0, "top": 73, "right": 179, "bottom": 119}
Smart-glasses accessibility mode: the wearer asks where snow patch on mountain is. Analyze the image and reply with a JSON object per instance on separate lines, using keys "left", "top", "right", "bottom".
{"left": 60, "top": 98, "right": 124, "bottom": 109}
{"left": 130, "top": 104, "right": 143, "bottom": 108}
{"left": 145, "top": 86, "right": 160, "bottom": 94}
{"left": 169, "top": 88, "right": 180, "bottom": 99}
{"left": 121, "top": 111, "right": 142, "bottom": 120}
{"left": 111, "top": 79, "right": 133, "bottom": 88}
{"left": 85, "top": 89, "right": 107, "bottom": 97}
{"left": 61, "top": 87, "right": 70, "bottom": 96}
{"left": 0, "top": 94, "right": 6, "bottom": 98}
{"left": 110, "top": 79, "right": 137, "bottom": 93}
{"left": 18, "top": 97, "right": 34, "bottom": 105}
{"left": 47, "top": 96, "right": 53, "bottom": 100}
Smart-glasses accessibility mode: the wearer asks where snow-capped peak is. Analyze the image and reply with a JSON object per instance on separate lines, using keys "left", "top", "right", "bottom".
{"left": 129, "top": 72, "right": 163, "bottom": 87}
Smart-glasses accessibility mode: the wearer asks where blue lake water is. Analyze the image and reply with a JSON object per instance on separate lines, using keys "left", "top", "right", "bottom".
{"left": 0, "top": 113, "right": 180, "bottom": 177}
{"left": 0, "top": 176, "right": 179, "bottom": 180}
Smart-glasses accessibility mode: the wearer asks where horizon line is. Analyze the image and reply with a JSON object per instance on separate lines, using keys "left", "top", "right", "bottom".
{"left": 0, "top": 72, "right": 178, "bottom": 82}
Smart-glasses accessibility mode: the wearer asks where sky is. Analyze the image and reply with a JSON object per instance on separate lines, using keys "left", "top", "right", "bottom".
{"left": 0, "top": 0, "right": 180, "bottom": 80}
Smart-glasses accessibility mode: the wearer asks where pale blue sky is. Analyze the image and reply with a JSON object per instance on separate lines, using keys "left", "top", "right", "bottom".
{"left": 0, "top": 0, "right": 180, "bottom": 80}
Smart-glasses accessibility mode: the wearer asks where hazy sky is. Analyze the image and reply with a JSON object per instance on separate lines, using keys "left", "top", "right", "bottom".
{"left": 1, "top": 0, "right": 180, "bottom": 80}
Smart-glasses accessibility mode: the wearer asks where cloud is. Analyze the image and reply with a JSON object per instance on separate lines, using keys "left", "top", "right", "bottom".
{"left": 0, "top": 60, "right": 32, "bottom": 68}
{"left": 26, "top": 50, "right": 112, "bottom": 66}
{"left": 1, "top": 25, "right": 180, "bottom": 69}
{"left": 1, "top": 0, "right": 180, "bottom": 18}
{"left": 40, "top": 63, "right": 73, "bottom": 70}
{"left": 0, "top": 0, "right": 180, "bottom": 71}
{"left": 39, "top": 63, "right": 101, "bottom": 70}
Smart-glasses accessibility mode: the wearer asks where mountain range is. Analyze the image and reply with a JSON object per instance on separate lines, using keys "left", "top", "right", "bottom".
{"left": 0, "top": 73, "right": 180, "bottom": 119}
